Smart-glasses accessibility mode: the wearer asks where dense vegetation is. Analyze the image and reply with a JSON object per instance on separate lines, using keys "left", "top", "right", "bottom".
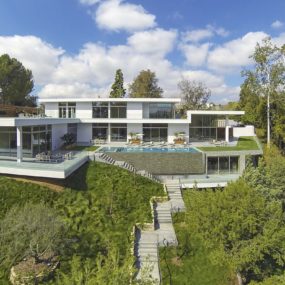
{"left": 0, "top": 54, "right": 36, "bottom": 106}
{"left": 160, "top": 147, "right": 285, "bottom": 285}
{"left": 0, "top": 162, "right": 164, "bottom": 284}
{"left": 238, "top": 38, "right": 285, "bottom": 151}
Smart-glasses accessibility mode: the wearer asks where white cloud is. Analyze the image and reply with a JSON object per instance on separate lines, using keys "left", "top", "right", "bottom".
{"left": 182, "top": 25, "right": 229, "bottom": 43}
{"left": 94, "top": 0, "right": 156, "bottom": 32}
{"left": 79, "top": 0, "right": 101, "bottom": 5}
{"left": 181, "top": 70, "right": 240, "bottom": 101}
{"left": 39, "top": 83, "right": 108, "bottom": 98}
{"left": 127, "top": 28, "right": 177, "bottom": 56}
{"left": 207, "top": 31, "right": 268, "bottom": 73}
{"left": 271, "top": 20, "right": 284, "bottom": 29}
{"left": 179, "top": 43, "right": 211, "bottom": 66}
{"left": 0, "top": 35, "right": 64, "bottom": 85}
{"left": 183, "top": 28, "right": 213, "bottom": 43}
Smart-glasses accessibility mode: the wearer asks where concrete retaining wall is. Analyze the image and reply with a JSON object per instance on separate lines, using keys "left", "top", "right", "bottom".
{"left": 107, "top": 152, "right": 205, "bottom": 175}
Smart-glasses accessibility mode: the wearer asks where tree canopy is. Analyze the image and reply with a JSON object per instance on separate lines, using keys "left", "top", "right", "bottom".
{"left": 129, "top": 69, "right": 163, "bottom": 98}
{"left": 0, "top": 54, "right": 35, "bottom": 106}
{"left": 109, "top": 69, "right": 126, "bottom": 98}
{"left": 0, "top": 203, "right": 65, "bottom": 269}
{"left": 178, "top": 79, "right": 211, "bottom": 111}
{"left": 239, "top": 38, "right": 285, "bottom": 150}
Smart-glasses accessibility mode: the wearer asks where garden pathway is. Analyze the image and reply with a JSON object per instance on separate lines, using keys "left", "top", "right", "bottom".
{"left": 136, "top": 180, "right": 185, "bottom": 284}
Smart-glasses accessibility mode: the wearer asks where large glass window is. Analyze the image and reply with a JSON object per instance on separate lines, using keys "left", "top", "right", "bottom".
{"left": 110, "top": 102, "right": 126, "bottom": 118}
{"left": 207, "top": 156, "right": 239, "bottom": 174}
{"left": 92, "top": 123, "right": 108, "bottom": 140}
{"left": 0, "top": 125, "right": 52, "bottom": 158}
{"left": 143, "top": 124, "right": 168, "bottom": 142}
{"left": 149, "top": 103, "right": 175, "bottom": 119}
{"left": 59, "top": 102, "right": 76, "bottom": 118}
{"left": 190, "top": 115, "right": 227, "bottom": 141}
{"left": 110, "top": 124, "right": 127, "bottom": 142}
{"left": 92, "top": 102, "right": 108, "bottom": 118}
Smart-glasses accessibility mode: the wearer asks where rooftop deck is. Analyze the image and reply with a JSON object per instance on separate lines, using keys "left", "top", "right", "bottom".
{"left": 0, "top": 151, "right": 89, "bottom": 179}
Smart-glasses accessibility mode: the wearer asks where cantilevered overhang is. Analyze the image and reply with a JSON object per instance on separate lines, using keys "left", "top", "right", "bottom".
{"left": 38, "top": 98, "right": 181, "bottom": 103}
{"left": 80, "top": 118, "right": 190, "bottom": 124}
{"left": 187, "top": 110, "right": 245, "bottom": 116}
{"left": 0, "top": 117, "right": 80, "bottom": 127}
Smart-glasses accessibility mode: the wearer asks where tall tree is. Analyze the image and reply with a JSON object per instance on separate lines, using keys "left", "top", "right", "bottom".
{"left": 178, "top": 79, "right": 211, "bottom": 111}
{"left": 129, "top": 69, "right": 163, "bottom": 98}
{"left": 239, "top": 38, "right": 285, "bottom": 149}
{"left": 0, "top": 54, "right": 35, "bottom": 106}
{"left": 110, "top": 69, "right": 126, "bottom": 98}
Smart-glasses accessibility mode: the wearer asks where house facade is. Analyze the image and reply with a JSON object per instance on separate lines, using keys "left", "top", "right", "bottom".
{"left": 0, "top": 98, "right": 256, "bottom": 161}
{"left": 40, "top": 97, "right": 254, "bottom": 146}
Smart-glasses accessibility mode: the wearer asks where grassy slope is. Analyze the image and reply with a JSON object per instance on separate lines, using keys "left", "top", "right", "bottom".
{"left": 0, "top": 162, "right": 164, "bottom": 283}
{"left": 159, "top": 191, "right": 237, "bottom": 285}
{"left": 197, "top": 136, "right": 259, "bottom": 152}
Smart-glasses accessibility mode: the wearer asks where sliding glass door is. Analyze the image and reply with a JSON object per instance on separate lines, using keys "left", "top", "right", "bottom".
{"left": 143, "top": 124, "right": 168, "bottom": 142}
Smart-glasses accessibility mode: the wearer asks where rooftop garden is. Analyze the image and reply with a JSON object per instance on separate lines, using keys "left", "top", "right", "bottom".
{"left": 197, "top": 136, "right": 259, "bottom": 152}
{"left": 0, "top": 162, "right": 164, "bottom": 284}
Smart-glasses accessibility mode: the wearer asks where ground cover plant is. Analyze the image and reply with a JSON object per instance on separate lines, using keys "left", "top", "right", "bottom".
{"left": 160, "top": 148, "right": 285, "bottom": 285}
{"left": 197, "top": 136, "right": 259, "bottom": 152}
{"left": 0, "top": 161, "right": 164, "bottom": 284}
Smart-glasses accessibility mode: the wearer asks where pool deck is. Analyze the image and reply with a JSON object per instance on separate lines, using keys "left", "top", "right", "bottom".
{"left": 0, "top": 151, "right": 89, "bottom": 179}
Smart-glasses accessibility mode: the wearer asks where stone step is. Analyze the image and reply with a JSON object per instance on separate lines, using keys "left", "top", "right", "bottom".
{"left": 138, "top": 250, "right": 158, "bottom": 255}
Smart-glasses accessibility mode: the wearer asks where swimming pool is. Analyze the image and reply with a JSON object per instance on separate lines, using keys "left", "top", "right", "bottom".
{"left": 99, "top": 146, "right": 199, "bottom": 153}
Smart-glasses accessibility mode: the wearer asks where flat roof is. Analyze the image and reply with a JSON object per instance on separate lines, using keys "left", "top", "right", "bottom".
{"left": 38, "top": 98, "right": 181, "bottom": 103}
{"left": 187, "top": 110, "right": 245, "bottom": 115}
{"left": 0, "top": 117, "right": 80, "bottom": 127}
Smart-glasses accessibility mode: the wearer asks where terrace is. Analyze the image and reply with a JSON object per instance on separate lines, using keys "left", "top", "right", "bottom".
{"left": 0, "top": 151, "right": 89, "bottom": 179}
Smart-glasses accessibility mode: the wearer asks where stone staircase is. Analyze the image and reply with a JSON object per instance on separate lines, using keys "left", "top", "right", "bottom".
{"left": 165, "top": 180, "right": 185, "bottom": 212}
{"left": 135, "top": 181, "right": 184, "bottom": 284}
{"left": 155, "top": 201, "right": 178, "bottom": 246}
{"left": 135, "top": 231, "right": 160, "bottom": 284}
{"left": 94, "top": 152, "right": 184, "bottom": 284}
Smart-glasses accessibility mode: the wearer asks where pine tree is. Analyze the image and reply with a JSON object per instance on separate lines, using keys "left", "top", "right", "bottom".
{"left": 129, "top": 69, "right": 163, "bottom": 98}
{"left": 110, "top": 69, "right": 126, "bottom": 98}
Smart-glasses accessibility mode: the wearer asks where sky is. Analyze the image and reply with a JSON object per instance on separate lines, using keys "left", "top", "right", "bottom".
{"left": 0, "top": 0, "right": 285, "bottom": 102}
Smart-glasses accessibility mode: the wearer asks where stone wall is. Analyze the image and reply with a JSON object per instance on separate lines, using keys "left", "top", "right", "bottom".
{"left": 107, "top": 152, "right": 205, "bottom": 175}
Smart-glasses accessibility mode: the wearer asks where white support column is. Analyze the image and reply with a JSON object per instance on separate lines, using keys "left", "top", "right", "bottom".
{"left": 225, "top": 115, "right": 230, "bottom": 143}
{"left": 108, "top": 123, "right": 111, "bottom": 143}
{"left": 16, "top": 126, "right": 23, "bottom": 163}
{"left": 225, "top": 126, "right": 230, "bottom": 143}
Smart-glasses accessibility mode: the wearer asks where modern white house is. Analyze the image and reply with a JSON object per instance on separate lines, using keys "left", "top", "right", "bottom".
{"left": 0, "top": 97, "right": 260, "bottom": 179}
{"left": 39, "top": 97, "right": 254, "bottom": 145}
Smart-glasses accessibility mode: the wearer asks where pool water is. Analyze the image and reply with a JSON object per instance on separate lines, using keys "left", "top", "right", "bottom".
{"left": 100, "top": 146, "right": 199, "bottom": 153}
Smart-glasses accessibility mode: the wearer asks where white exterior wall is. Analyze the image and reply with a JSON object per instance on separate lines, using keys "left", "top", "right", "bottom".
{"left": 168, "top": 124, "right": 189, "bottom": 143}
{"left": 127, "top": 124, "right": 143, "bottom": 141}
{"left": 233, "top": 125, "right": 255, "bottom": 138}
{"left": 127, "top": 102, "right": 143, "bottom": 119}
{"left": 77, "top": 123, "right": 92, "bottom": 144}
{"left": 52, "top": 124, "right": 68, "bottom": 150}
{"left": 76, "top": 102, "right": 92, "bottom": 119}
{"left": 45, "top": 103, "right": 58, "bottom": 118}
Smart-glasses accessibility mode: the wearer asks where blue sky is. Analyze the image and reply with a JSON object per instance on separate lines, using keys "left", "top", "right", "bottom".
{"left": 0, "top": 0, "right": 285, "bottom": 102}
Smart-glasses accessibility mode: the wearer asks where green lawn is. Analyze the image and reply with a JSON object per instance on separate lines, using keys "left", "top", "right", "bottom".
{"left": 197, "top": 136, "right": 259, "bottom": 152}
{"left": 0, "top": 162, "right": 164, "bottom": 284}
